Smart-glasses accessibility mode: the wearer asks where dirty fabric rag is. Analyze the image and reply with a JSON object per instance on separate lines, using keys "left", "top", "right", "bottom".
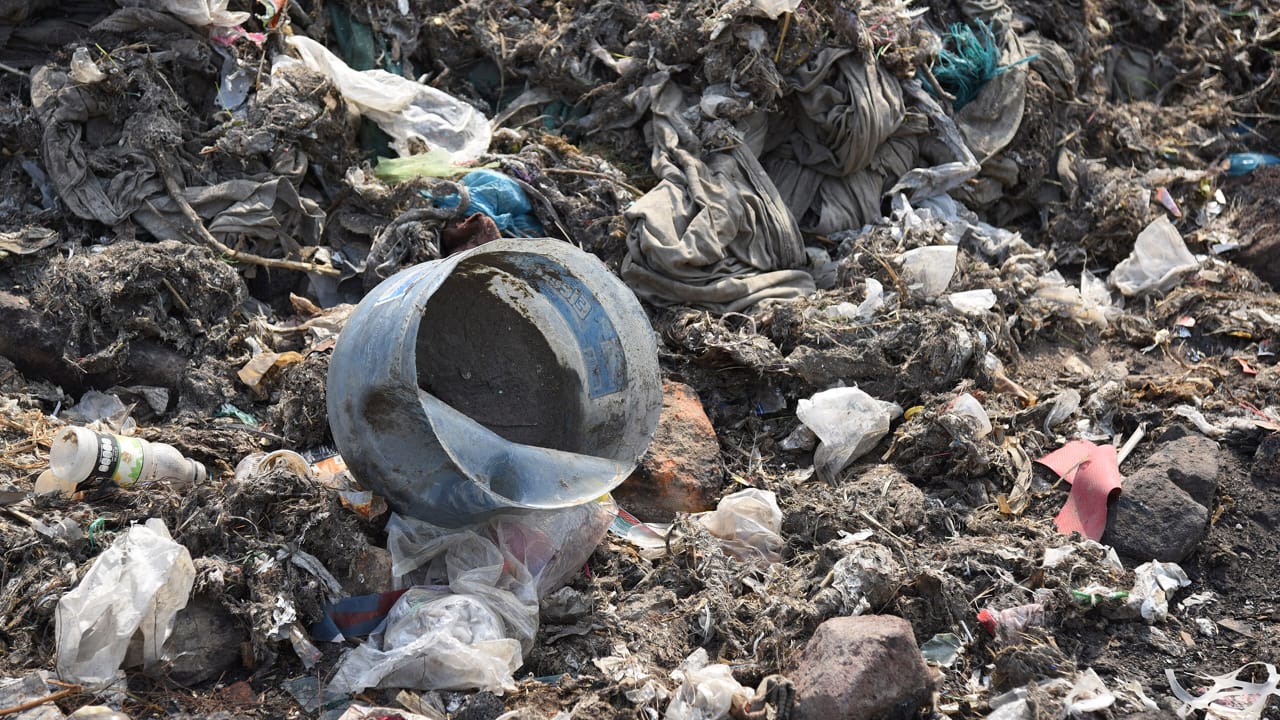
{"left": 622, "top": 74, "right": 815, "bottom": 313}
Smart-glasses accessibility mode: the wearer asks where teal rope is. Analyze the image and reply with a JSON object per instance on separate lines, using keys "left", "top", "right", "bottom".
{"left": 926, "top": 19, "right": 1038, "bottom": 109}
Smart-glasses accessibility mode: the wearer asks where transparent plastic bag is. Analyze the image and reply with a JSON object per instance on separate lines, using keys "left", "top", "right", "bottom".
{"left": 282, "top": 36, "right": 491, "bottom": 161}
{"left": 55, "top": 519, "right": 195, "bottom": 688}
{"left": 331, "top": 500, "right": 614, "bottom": 693}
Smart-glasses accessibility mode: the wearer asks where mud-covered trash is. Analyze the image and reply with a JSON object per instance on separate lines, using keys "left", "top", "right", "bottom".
{"left": 55, "top": 519, "right": 194, "bottom": 688}
{"left": 327, "top": 239, "right": 661, "bottom": 527}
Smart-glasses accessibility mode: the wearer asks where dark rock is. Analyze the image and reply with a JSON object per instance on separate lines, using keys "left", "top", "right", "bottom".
{"left": 163, "top": 596, "right": 246, "bottom": 685}
{"left": 1142, "top": 435, "right": 1220, "bottom": 508}
{"left": 1102, "top": 469, "right": 1208, "bottom": 562}
{"left": 1251, "top": 433, "right": 1280, "bottom": 485}
{"left": 790, "top": 615, "right": 934, "bottom": 720}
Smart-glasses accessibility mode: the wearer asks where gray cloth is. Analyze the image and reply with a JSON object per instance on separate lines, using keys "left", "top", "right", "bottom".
{"left": 31, "top": 42, "right": 324, "bottom": 251}
{"left": 761, "top": 49, "right": 922, "bottom": 235}
{"left": 133, "top": 176, "right": 325, "bottom": 253}
{"left": 30, "top": 65, "right": 165, "bottom": 226}
{"left": 622, "top": 74, "right": 815, "bottom": 313}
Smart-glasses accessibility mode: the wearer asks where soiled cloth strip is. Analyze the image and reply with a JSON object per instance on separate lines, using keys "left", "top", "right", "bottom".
{"left": 761, "top": 49, "right": 922, "bottom": 235}
{"left": 622, "top": 74, "right": 815, "bottom": 313}
{"left": 133, "top": 176, "right": 325, "bottom": 251}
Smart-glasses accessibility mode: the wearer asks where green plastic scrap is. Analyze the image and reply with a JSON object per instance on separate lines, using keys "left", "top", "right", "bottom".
{"left": 920, "top": 632, "right": 965, "bottom": 667}
{"left": 373, "top": 149, "right": 497, "bottom": 183}
{"left": 1072, "top": 588, "right": 1129, "bottom": 606}
{"left": 215, "top": 403, "right": 259, "bottom": 427}
{"left": 926, "top": 19, "right": 1037, "bottom": 109}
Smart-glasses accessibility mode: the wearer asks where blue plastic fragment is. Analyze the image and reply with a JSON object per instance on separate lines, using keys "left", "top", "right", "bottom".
{"left": 434, "top": 169, "right": 545, "bottom": 237}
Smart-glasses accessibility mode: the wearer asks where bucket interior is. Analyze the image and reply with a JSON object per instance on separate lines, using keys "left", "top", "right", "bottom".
{"left": 414, "top": 257, "right": 587, "bottom": 455}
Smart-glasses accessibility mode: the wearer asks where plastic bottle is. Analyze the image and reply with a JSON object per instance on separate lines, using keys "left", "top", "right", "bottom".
{"left": 49, "top": 426, "right": 206, "bottom": 490}
{"left": 977, "top": 603, "right": 1045, "bottom": 642}
{"left": 1225, "top": 152, "right": 1280, "bottom": 176}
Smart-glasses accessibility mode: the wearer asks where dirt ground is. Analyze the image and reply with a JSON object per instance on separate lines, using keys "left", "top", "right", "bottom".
{"left": 3, "top": 0, "right": 1280, "bottom": 718}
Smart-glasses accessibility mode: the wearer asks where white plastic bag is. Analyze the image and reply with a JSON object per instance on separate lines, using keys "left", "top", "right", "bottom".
{"left": 1110, "top": 217, "right": 1199, "bottom": 296}
{"left": 328, "top": 588, "right": 522, "bottom": 694}
{"left": 897, "top": 245, "right": 958, "bottom": 298}
{"left": 697, "top": 489, "right": 783, "bottom": 564}
{"left": 797, "top": 387, "right": 901, "bottom": 482}
{"left": 664, "top": 648, "right": 749, "bottom": 720}
{"left": 331, "top": 501, "right": 614, "bottom": 693}
{"left": 283, "top": 36, "right": 491, "bottom": 161}
{"left": 55, "top": 519, "right": 195, "bottom": 688}
{"left": 1128, "top": 560, "right": 1190, "bottom": 623}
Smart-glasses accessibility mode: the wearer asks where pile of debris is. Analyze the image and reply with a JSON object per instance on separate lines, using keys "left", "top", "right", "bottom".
{"left": 2, "top": 0, "right": 1280, "bottom": 718}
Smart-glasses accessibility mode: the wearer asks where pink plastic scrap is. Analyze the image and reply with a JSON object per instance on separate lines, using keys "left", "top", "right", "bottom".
{"left": 1037, "top": 440, "right": 1122, "bottom": 541}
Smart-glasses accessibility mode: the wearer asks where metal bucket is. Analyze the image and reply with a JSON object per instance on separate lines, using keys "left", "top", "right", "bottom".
{"left": 327, "top": 239, "right": 662, "bottom": 527}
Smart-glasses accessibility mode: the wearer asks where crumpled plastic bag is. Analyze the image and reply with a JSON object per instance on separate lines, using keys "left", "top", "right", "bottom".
{"left": 282, "top": 36, "right": 490, "bottom": 161}
{"left": 664, "top": 648, "right": 750, "bottom": 720}
{"left": 1109, "top": 216, "right": 1199, "bottom": 296}
{"left": 1128, "top": 560, "right": 1190, "bottom": 623}
{"left": 796, "top": 387, "right": 901, "bottom": 482}
{"left": 330, "top": 501, "right": 613, "bottom": 694}
{"left": 621, "top": 489, "right": 783, "bottom": 565}
{"left": 55, "top": 518, "right": 195, "bottom": 688}
{"left": 697, "top": 489, "right": 784, "bottom": 564}
{"left": 435, "top": 169, "right": 545, "bottom": 238}
{"left": 327, "top": 588, "right": 522, "bottom": 694}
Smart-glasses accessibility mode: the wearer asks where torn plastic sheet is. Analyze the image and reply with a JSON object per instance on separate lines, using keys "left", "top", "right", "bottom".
{"left": 797, "top": 387, "right": 901, "bottom": 482}
{"left": 1037, "top": 440, "right": 1122, "bottom": 541}
{"left": 1167, "top": 662, "right": 1280, "bottom": 720}
{"left": 1110, "top": 216, "right": 1200, "bottom": 296}
{"left": 282, "top": 36, "right": 490, "bottom": 161}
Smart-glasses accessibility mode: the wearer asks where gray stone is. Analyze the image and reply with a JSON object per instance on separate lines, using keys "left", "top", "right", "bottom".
{"left": 791, "top": 615, "right": 934, "bottom": 720}
{"left": 1102, "top": 468, "right": 1208, "bottom": 562}
{"left": 163, "top": 596, "right": 245, "bottom": 685}
{"left": 1142, "top": 435, "right": 1220, "bottom": 508}
{"left": 1251, "top": 433, "right": 1280, "bottom": 485}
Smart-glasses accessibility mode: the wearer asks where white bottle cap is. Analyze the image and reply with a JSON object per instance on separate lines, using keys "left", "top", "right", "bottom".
{"left": 50, "top": 426, "right": 100, "bottom": 483}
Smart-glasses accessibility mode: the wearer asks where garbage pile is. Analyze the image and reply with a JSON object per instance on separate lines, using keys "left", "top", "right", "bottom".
{"left": 3, "top": 0, "right": 1280, "bottom": 718}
